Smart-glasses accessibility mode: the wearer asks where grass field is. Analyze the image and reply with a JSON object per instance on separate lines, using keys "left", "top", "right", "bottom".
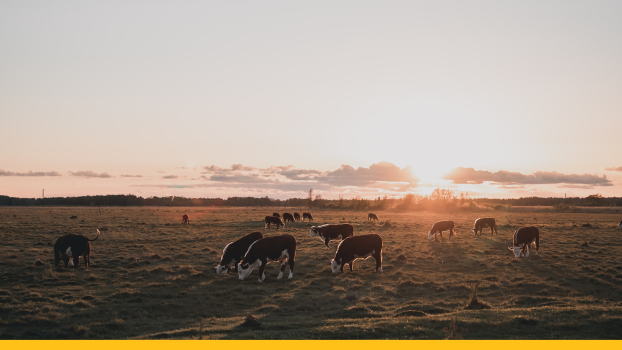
{"left": 1, "top": 206, "right": 622, "bottom": 339}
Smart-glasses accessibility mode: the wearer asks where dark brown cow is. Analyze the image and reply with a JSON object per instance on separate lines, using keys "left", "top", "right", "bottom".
{"left": 368, "top": 213, "right": 379, "bottom": 222}
{"left": 294, "top": 213, "right": 301, "bottom": 221}
{"left": 472, "top": 217, "right": 497, "bottom": 236}
{"left": 264, "top": 216, "right": 284, "bottom": 229}
{"left": 427, "top": 220, "right": 455, "bottom": 241}
{"left": 303, "top": 213, "right": 314, "bottom": 221}
{"left": 238, "top": 234, "right": 296, "bottom": 282}
{"left": 310, "top": 224, "right": 354, "bottom": 249}
{"left": 54, "top": 230, "right": 100, "bottom": 269}
{"left": 509, "top": 227, "right": 540, "bottom": 257}
{"left": 182, "top": 214, "right": 190, "bottom": 224}
{"left": 272, "top": 213, "right": 281, "bottom": 218}
{"left": 331, "top": 234, "right": 383, "bottom": 273}
{"left": 283, "top": 213, "right": 295, "bottom": 223}
{"left": 216, "top": 231, "right": 264, "bottom": 274}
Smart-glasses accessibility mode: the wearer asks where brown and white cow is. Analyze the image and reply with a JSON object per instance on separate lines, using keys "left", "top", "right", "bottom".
{"left": 294, "top": 213, "right": 301, "bottom": 221}
{"left": 216, "top": 231, "right": 264, "bottom": 274}
{"left": 508, "top": 227, "right": 540, "bottom": 258}
{"left": 331, "top": 234, "right": 383, "bottom": 273}
{"left": 54, "top": 230, "right": 100, "bottom": 269}
{"left": 303, "top": 212, "right": 314, "bottom": 221}
{"left": 238, "top": 234, "right": 296, "bottom": 282}
{"left": 283, "top": 213, "right": 295, "bottom": 223}
{"left": 368, "top": 213, "right": 379, "bottom": 222}
{"left": 428, "top": 220, "right": 456, "bottom": 241}
{"left": 472, "top": 217, "right": 497, "bottom": 236}
{"left": 310, "top": 224, "right": 354, "bottom": 249}
{"left": 182, "top": 214, "right": 190, "bottom": 224}
{"left": 264, "top": 216, "right": 284, "bottom": 229}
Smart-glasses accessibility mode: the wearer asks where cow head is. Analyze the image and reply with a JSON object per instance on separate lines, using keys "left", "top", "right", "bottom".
{"left": 331, "top": 258, "right": 342, "bottom": 273}
{"left": 427, "top": 231, "right": 435, "bottom": 240}
{"left": 237, "top": 259, "right": 262, "bottom": 280}
{"left": 508, "top": 246, "right": 523, "bottom": 258}
{"left": 471, "top": 228, "right": 477, "bottom": 234}
{"left": 216, "top": 242, "right": 234, "bottom": 274}
{"left": 309, "top": 226, "right": 319, "bottom": 237}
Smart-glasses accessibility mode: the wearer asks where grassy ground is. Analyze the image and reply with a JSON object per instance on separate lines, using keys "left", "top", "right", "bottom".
{"left": 1, "top": 206, "right": 621, "bottom": 339}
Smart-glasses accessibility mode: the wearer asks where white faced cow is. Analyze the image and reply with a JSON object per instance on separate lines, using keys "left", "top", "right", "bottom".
{"left": 331, "top": 234, "right": 383, "bottom": 273}
{"left": 238, "top": 234, "right": 296, "bottom": 282}
{"left": 472, "top": 217, "right": 497, "bottom": 236}
{"left": 428, "top": 220, "right": 455, "bottom": 241}
{"left": 310, "top": 224, "right": 354, "bottom": 249}
{"left": 216, "top": 231, "right": 264, "bottom": 274}
{"left": 508, "top": 226, "right": 540, "bottom": 258}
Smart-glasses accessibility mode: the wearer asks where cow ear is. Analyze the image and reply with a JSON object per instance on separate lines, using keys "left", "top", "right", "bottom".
{"left": 508, "top": 247, "right": 513, "bottom": 250}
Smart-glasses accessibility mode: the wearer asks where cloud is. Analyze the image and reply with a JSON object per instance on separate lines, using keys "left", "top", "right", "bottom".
{"left": 162, "top": 175, "right": 179, "bottom": 179}
{"left": 316, "top": 162, "right": 417, "bottom": 187}
{"left": 605, "top": 166, "right": 622, "bottom": 172}
{"left": 120, "top": 174, "right": 145, "bottom": 178}
{"left": 444, "top": 167, "right": 612, "bottom": 186}
{"left": 0, "top": 169, "right": 62, "bottom": 177}
{"left": 69, "top": 171, "right": 114, "bottom": 178}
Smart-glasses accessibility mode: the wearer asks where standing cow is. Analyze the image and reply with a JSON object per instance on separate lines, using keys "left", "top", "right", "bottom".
{"left": 216, "top": 231, "right": 264, "bottom": 274}
{"left": 238, "top": 234, "right": 296, "bottom": 282}
{"left": 368, "top": 213, "right": 379, "bottom": 222}
{"left": 508, "top": 227, "right": 540, "bottom": 258}
{"left": 294, "top": 213, "right": 301, "bottom": 221}
{"left": 472, "top": 218, "right": 497, "bottom": 236}
{"left": 303, "top": 213, "right": 314, "bottom": 221}
{"left": 283, "top": 213, "right": 295, "bottom": 223}
{"left": 310, "top": 224, "right": 354, "bottom": 249}
{"left": 182, "top": 214, "right": 190, "bottom": 224}
{"left": 264, "top": 216, "right": 284, "bottom": 229}
{"left": 54, "top": 230, "right": 100, "bottom": 269}
{"left": 331, "top": 234, "right": 383, "bottom": 273}
{"left": 428, "top": 220, "right": 456, "bottom": 241}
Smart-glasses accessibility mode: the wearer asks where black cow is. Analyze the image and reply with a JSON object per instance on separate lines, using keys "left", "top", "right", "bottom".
{"left": 472, "top": 217, "right": 497, "bottom": 236}
{"left": 283, "top": 213, "right": 295, "bottom": 223}
{"left": 216, "top": 231, "right": 264, "bottom": 274}
{"left": 54, "top": 230, "right": 100, "bottom": 269}
{"left": 303, "top": 213, "right": 314, "bottom": 221}
{"left": 427, "top": 220, "right": 455, "bottom": 241}
{"left": 368, "top": 213, "right": 379, "bottom": 222}
{"left": 509, "top": 227, "right": 540, "bottom": 258}
{"left": 331, "top": 234, "right": 383, "bottom": 273}
{"left": 238, "top": 234, "right": 296, "bottom": 282}
{"left": 272, "top": 213, "right": 281, "bottom": 218}
{"left": 294, "top": 213, "right": 301, "bottom": 221}
{"left": 264, "top": 216, "right": 284, "bottom": 229}
{"left": 310, "top": 224, "right": 354, "bottom": 249}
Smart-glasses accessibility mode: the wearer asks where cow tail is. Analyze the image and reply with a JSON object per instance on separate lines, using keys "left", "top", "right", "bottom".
{"left": 54, "top": 249, "right": 60, "bottom": 267}
{"left": 88, "top": 233, "right": 99, "bottom": 241}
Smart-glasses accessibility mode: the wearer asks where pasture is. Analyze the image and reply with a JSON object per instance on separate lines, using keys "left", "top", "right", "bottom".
{"left": 1, "top": 206, "right": 621, "bottom": 339}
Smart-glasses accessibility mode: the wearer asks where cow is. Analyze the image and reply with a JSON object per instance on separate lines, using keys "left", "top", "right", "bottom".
{"left": 272, "top": 213, "right": 281, "bottom": 218}
{"left": 238, "top": 234, "right": 296, "bottom": 282}
{"left": 216, "top": 231, "right": 264, "bottom": 274}
{"left": 182, "top": 214, "right": 190, "bottom": 224}
{"left": 508, "top": 227, "right": 540, "bottom": 258}
{"left": 472, "top": 217, "right": 497, "bottom": 236}
{"left": 303, "top": 213, "right": 314, "bottom": 221}
{"left": 619, "top": 221, "right": 622, "bottom": 229}
{"left": 331, "top": 234, "right": 383, "bottom": 273}
{"left": 264, "top": 216, "right": 284, "bottom": 229}
{"left": 283, "top": 213, "right": 295, "bottom": 223}
{"left": 427, "top": 220, "right": 456, "bottom": 241}
{"left": 54, "top": 230, "right": 100, "bottom": 269}
{"left": 310, "top": 224, "right": 354, "bottom": 249}
{"left": 294, "top": 213, "right": 301, "bottom": 221}
{"left": 367, "top": 213, "right": 379, "bottom": 222}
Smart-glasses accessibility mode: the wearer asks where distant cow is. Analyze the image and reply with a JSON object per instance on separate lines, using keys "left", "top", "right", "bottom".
{"left": 472, "top": 218, "right": 497, "bottom": 236}
{"left": 283, "top": 213, "right": 295, "bottom": 223}
{"left": 272, "top": 213, "right": 281, "bottom": 218}
{"left": 264, "top": 216, "right": 284, "bottom": 229}
{"left": 331, "top": 234, "right": 383, "bottom": 273}
{"left": 310, "top": 224, "right": 354, "bottom": 249}
{"left": 509, "top": 227, "right": 540, "bottom": 258}
{"left": 182, "top": 214, "right": 189, "bottom": 224}
{"left": 238, "top": 234, "right": 296, "bottom": 282}
{"left": 216, "top": 231, "right": 264, "bottom": 274}
{"left": 619, "top": 221, "right": 622, "bottom": 229}
{"left": 294, "top": 213, "right": 301, "bottom": 221}
{"left": 428, "top": 220, "right": 456, "bottom": 241}
{"left": 54, "top": 230, "right": 100, "bottom": 269}
{"left": 368, "top": 213, "right": 379, "bottom": 222}
{"left": 303, "top": 213, "right": 314, "bottom": 221}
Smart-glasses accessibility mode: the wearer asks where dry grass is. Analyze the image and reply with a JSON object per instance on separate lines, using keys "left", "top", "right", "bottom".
{"left": 1, "top": 206, "right": 622, "bottom": 339}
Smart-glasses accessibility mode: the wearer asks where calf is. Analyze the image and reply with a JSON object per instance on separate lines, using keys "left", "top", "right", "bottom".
{"left": 310, "top": 224, "right": 354, "bottom": 249}
{"left": 508, "top": 227, "right": 540, "bottom": 258}
{"left": 182, "top": 214, "right": 190, "bottom": 224}
{"left": 294, "top": 213, "right": 301, "bottom": 221}
{"left": 368, "top": 213, "right": 379, "bottom": 222}
{"left": 272, "top": 213, "right": 280, "bottom": 218}
{"left": 428, "top": 220, "right": 456, "bottom": 241}
{"left": 472, "top": 217, "right": 497, "bottom": 236}
{"left": 264, "top": 216, "right": 284, "bottom": 229}
{"left": 216, "top": 231, "right": 264, "bottom": 274}
{"left": 303, "top": 212, "right": 314, "bottom": 221}
{"left": 54, "top": 230, "right": 100, "bottom": 269}
{"left": 331, "top": 234, "right": 383, "bottom": 273}
{"left": 283, "top": 213, "right": 295, "bottom": 223}
{"left": 238, "top": 234, "right": 296, "bottom": 282}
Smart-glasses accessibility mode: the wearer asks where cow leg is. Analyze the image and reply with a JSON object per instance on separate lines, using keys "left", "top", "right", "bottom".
{"left": 287, "top": 252, "right": 295, "bottom": 278}
{"left": 257, "top": 259, "right": 267, "bottom": 282}
{"left": 84, "top": 254, "right": 89, "bottom": 268}
{"left": 278, "top": 259, "right": 287, "bottom": 279}
{"left": 374, "top": 251, "right": 383, "bottom": 272}
{"left": 73, "top": 254, "right": 79, "bottom": 269}
{"left": 349, "top": 262, "right": 353, "bottom": 272}
{"left": 324, "top": 238, "right": 330, "bottom": 249}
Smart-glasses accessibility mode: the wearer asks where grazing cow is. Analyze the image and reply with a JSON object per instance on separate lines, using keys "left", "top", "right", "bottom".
{"left": 367, "top": 213, "right": 379, "bottom": 222}
{"left": 294, "top": 213, "right": 301, "bottom": 221}
{"left": 303, "top": 213, "right": 314, "bottom": 221}
{"left": 508, "top": 227, "right": 540, "bottom": 258}
{"left": 216, "top": 231, "right": 264, "bottom": 274}
{"left": 283, "top": 213, "right": 295, "bottom": 223}
{"left": 331, "top": 234, "right": 383, "bottom": 273}
{"left": 272, "top": 213, "right": 281, "bottom": 218}
{"left": 427, "top": 220, "right": 456, "bottom": 241}
{"left": 238, "top": 234, "right": 296, "bottom": 282}
{"left": 310, "top": 224, "right": 354, "bottom": 249}
{"left": 54, "top": 230, "right": 100, "bottom": 269}
{"left": 182, "top": 214, "right": 190, "bottom": 224}
{"left": 264, "top": 216, "right": 285, "bottom": 229}
{"left": 472, "top": 218, "right": 497, "bottom": 236}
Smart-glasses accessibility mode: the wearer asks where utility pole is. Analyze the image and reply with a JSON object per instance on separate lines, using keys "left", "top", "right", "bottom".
{"left": 42, "top": 189, "right": 44, "bottom": 198}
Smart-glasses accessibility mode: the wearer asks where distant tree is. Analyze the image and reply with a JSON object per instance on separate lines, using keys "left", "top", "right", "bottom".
{"left": 307, "top": 188, "right": 314, "bottom": 208}
{"left": 585, "top": 193, "right": 604, "bottom": 206}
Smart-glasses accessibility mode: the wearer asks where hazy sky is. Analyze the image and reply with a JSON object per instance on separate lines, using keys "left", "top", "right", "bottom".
{"left": 1, "top": 1, "right": 621, "bottom": 199}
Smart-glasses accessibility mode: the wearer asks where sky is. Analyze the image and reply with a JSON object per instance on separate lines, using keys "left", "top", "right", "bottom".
{"left": 1, "top": 0, "right": 621, "bottom": 200}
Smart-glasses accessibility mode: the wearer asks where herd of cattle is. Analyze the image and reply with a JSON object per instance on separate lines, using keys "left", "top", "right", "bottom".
{"left": 52, "top": 212, "right": 621, "bottom": 282}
